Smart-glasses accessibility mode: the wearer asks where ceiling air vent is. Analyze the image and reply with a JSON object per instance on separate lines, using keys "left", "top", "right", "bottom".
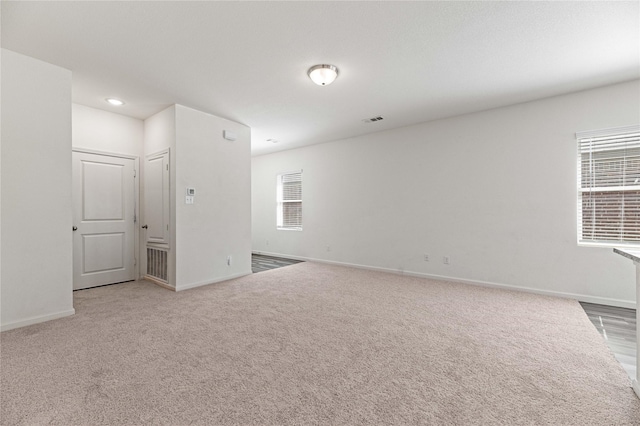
{"left": 362, "top": 116, "right": 384, "bottom": 123}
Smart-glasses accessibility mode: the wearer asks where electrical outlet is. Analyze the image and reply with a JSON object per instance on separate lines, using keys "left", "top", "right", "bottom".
{"left": 227, "top": 255, "right": 232, "bottom": 266}
{"left": 326, "top": 246, "right": 332, "bottom": 252}
{"left": 443, "top": 256, "right": 450, "bottom": 265}
{"left": 266, "top": 239, "right": 269, "bottom": 246}
{"left": 424, "top": 254, "right": 429, "bottom": 262}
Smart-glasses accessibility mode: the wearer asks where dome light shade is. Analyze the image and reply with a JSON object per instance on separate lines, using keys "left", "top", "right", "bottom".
{"left": 308, "top": 64, "right": 339, "bottom": 86}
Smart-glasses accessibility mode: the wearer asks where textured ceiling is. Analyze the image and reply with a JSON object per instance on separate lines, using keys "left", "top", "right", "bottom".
{"left": 2, "top": 1, "right": 639, "bottom": 156}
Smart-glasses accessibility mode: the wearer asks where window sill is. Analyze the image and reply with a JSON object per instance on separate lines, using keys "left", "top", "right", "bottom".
{"left": 578, "top": 241, "right": 640, "bottom": 249}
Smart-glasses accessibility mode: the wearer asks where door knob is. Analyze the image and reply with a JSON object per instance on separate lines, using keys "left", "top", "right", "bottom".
{"left": 141, "top": 225, "right": 148, "bottom": 229}
{"left": 72, "top": 226, "right": 78, "bottom": 231}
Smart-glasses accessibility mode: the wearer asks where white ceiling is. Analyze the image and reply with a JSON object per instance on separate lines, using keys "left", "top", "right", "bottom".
{"left": 2, "top": 1, "right": 639, "bottom": 156}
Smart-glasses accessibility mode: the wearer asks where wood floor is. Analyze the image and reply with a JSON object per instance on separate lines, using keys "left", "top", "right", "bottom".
{"left": 580, "top": 302, "right": 637, "bottom": 380}
{"left": 250, "top": 255, "right": 637, "bottom": 380}
{"left": 251, "top": 253, "right": 304, "bottom": 273}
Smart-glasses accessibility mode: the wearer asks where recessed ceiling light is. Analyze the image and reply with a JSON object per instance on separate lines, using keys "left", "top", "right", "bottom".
{"left": 308, "top": 64, "right": 339, "bottom": 86}
{"left": 105, "top": 98, "right": 125, "bottom": 106}
{"left": 267, "top": 139, "right": 278, "bottom": 144}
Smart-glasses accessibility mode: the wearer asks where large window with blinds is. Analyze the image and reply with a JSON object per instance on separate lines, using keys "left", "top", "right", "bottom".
{"left": 577, "top": 125, "right": 640, "bottom": 246}
{"left": 277, "top": 170, "right": 302, "bottom": 230}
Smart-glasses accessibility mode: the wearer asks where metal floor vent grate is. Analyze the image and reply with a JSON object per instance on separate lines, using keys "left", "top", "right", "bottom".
{"left": 362, "top": 116, "right": 384, "bottom": 123}
{"left": 146, "top": 247, "right": 168, "bottom": 282}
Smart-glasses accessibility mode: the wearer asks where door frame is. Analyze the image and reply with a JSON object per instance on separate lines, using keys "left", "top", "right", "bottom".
{"left": 143, "top": 149, "right": 172, "bottom": 289}
{"left": 72, "top": 148, "right": 141, "bottom": 283}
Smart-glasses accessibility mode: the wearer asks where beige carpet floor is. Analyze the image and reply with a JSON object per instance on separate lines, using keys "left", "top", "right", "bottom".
{"left": 1, "top": 262, "right": 639, "bottom": 425}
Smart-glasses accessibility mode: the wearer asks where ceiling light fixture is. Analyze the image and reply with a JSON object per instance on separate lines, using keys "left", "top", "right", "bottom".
{"left": 267, "top": 139, "right": 278, "bottom": 144}
{"left": 308, "top": 64, "right": 339, "bottom": 86}
{"left": 105, "top": 98, "right": 125, "bottom": 106}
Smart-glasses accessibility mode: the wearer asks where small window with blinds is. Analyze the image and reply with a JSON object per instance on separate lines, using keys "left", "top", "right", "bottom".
{"left": 577, "top": 125, "right": 640, "bottom": 246}
{"left": 277, "top": 170, "right": 302, "bottom": 230}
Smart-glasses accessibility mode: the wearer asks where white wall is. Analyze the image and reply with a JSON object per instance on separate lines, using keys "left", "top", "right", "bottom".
{"left": 144, "top": 105, "right": 176, "bottom": 156}
{"left": 72, "top": 103, "right": 144, "bottom": 282}
{"left": 1, "top": 7, "right": 4, "bottom": 324}
{"left": 72, "top": 103, "right": 143, "bottom": 157}
{"left": 144, "top": 105, "right": 177, "bottom": 287}
{"left": 142, "top": 104, "right": 252, "bottom": 290}
{"left": 252, "top": 80, "right": 640, "bottom": 308}
{"left": 1, "top": 49, "right": 74, "bottom": 330}
{"left": 174, "top": 105, "right": 251, "bottom": 290}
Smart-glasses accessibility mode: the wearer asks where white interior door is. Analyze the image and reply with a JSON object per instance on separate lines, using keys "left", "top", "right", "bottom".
{"left": 144, "top": 151, "right": 170, "bottom": 244}
{"left": 72, "top": 152, "right": 136, "bottom": 290}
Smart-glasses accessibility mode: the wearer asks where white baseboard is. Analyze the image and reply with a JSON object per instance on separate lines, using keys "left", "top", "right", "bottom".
{"left": 1, "top": 308, "right": 76, "bottom": 332}
{"left": 175, "top": 270, "right": 252, "bottom": 292}
{"left": 252, "top": 251, "right": 637, "bottom": 309}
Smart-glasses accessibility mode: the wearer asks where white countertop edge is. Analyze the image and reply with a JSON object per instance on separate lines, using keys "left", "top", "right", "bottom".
{"left": 613, "top": 248, "right": 640, "bottom": 263}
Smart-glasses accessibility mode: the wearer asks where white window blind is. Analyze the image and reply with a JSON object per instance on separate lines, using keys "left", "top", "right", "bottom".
{"left": 277, "top": 170, "right": 302, "bottom": 230}
{"left": 577, "top": 126, "right": 640, "bottom": 245}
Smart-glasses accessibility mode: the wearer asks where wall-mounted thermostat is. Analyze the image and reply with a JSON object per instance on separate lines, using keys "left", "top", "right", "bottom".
{"left": 186, "top": 187, "right": 196, "bottom": 196}
{"left": 223, "top": 130, "right": 237, "bottom": 141}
